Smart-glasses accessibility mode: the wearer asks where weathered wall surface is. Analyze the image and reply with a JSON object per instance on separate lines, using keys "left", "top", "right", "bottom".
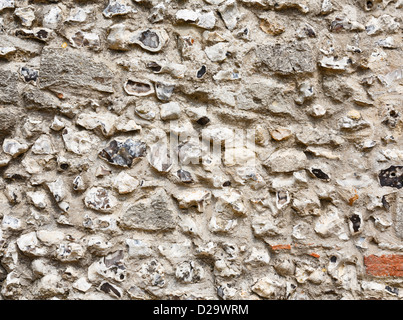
{"left": 0, "top": 0, "right": 402, "bottom": 300}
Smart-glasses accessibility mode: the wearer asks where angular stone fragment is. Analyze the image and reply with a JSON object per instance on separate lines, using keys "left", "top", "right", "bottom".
{"left": 148, "top": 141, "right": 172, "bottom": 173}
{"left": 177, "top": 169, "right": 194, "bottom": 184}
{"left": 73, "top": 278, "right": 92, "bottom": 293}
{"left": 0, "top": 70, "right": 19, "bottom": 104}
{"left": 130, "top": 29, "right": 169, "bottom": 53}
{"left": 219, "top": 0, "right": 240, "bottom": 31}
{"left": 100, "top": 282, "right": 122, "bottom": 298}
{"left": 32, "top": 135, "right": 55, "bottom": 155}
{"left": 330, "top": 15, "right": 365, "bottom": 32}
{"left": 173, "top": 189, "right": 212, "bottom": 212}
{"left": 321, "top": 0, "right": 334, "bottom": 14}
{"left": 17, "top": 232, "right": 47, "bottom": 257}
{"left": 121, "top": 188, "right": 176, "bottom": 231}
{"left": 296, "top": 128, "right": 344, "bottom": 146}
{"left": 270, "top": 0, "right": 309, "bottom": 13}
{"left": 27, "top": 191, "right": 48, "bottom": 209}
{"left": 205, "top": 42, "right": 228, "bottom": 62}
{"left": 103, "top": 0, "right": 133, "bottom": 18}
{"left": 314, "top": 207, "right": 345, "bottom": 237}
{"left": 292, "top": 189, "right": 321, "bottom": 216}
{"left": 0, "top": 46, "right": 16, "bottom": 58}
{"left": 84, "top": 187, "right": 118, "bottom": 213}
{"left": 39, "top": 48, "right": 114, "bottom": 94}
{"left": 260, "top": 18, "right": 285, "bottom": 35}
{"left": 20, "top": 66, "right": 39, "bottom": 84}
{"left": 148, "top": 3, "right": 165, "bottom": 23}
{"left": 62, "top": 128, "right": 94, "bottom": 155}
{"left": 88, "top": 254, "right": 126, "bottom": 283}
{"left": 2, "top": 139, "right": 29, "bottom": 158}
{"left": 176, "top": 9, "right": 199, "bottom": 23}
{"left": 126, "top": 239, "right": 152, "bottom": 258}
{"left": 107, "top": 23, "right": 130, "bottom": 51}
{"left": 2, "top": 215, "right": 23, "bottom": 231}
{"left": 46, "top": 177, "right": 66, "bottom": 203}
{"left": 256, "top": 42, "right": 316, "bottom": 75}
{"left": 112, "top": 172, "right": 139, "bottom": 194}
{"left": 155, "top": 82, "right": 175, "bottom": 101}
{"left": 270, "top": 128, "right": 292, "bottom": 141}
{"left": 176, "top": 261, "right": 205, "bottom": 283}
{"left": 338, "top": 116, "right": 371, "bottom": 131}
{"left": 76, "top": 112, "right": 118, "bottom": 137}
{"left": 365, "top": 15, "right": 400, "bottom": 36}
{"left": 99, "top": 139, "right": 146, "bottom": 168}
{"left": 160, "top": 102, "right": 181, "bottom": 120}
{"left": 319, "top": 56, "right": 350, "bottom": 71}
{"left": 0, "top": 35, "right": 42, "bottom": 59}
{"left": 14, "top": 6, "right": 35, "bottom": 27}
{"left": 43, "top": 6, "right": 62, "bottom": 29}
{"left": 69, "top": 31, "right": 101, "bottom": 50}
{"left": 56, "top": 243, "right": 85, "bottom": 262}
{"left": 135, "top": 101, "right": 157, "bottom": 120}
{"left": 264, "top": 149, "right": 307, "bottom": 173}
{"left": 252, "top": 276, "right": 286, "bottom": 299}
{"left": 67, "top": 7, "right": 90, "bottom": 23}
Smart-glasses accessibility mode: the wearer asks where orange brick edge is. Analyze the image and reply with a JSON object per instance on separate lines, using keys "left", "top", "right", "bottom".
{"left": 364, "top": 254, "right": 403, "bottom": 277}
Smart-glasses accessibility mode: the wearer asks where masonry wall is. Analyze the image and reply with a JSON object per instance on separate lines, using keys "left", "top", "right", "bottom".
{"left": 0, "top": 0, "right": 402, "bottom": 300}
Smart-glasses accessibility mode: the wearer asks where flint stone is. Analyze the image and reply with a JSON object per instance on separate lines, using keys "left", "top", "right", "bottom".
{"left": 379, "top": 166, "right": 403, "bottom": 189}
{"left": 99, "top": 139, "right": 147, "bottom": 168}
{"left": 84, "top": 187, "right": 118, "bottom": 213}
{"left": 256, "top": 42, "right": 316, "bottom": 75}
{"left": 120, "top": 188, "right": 176, "bottom": 232}
{"left": 39, "top": 48, "right": 114, "bottom": 94}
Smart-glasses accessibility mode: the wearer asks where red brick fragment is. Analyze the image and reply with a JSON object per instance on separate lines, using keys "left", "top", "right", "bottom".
{"left": 271, "top": 244, "right": 292, "bottom": 251}
{"left": 309, "top": 253, "right": 320, "bottom": 259}
{"left": 364, "top": 254, "right": 403, "bottom": 277}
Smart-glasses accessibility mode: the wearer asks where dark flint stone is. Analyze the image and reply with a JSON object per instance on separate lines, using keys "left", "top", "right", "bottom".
{"left": 100, "top": 282, "right": 121, "bottom": 298}
{"left": 20, "top": 67, "right": 38, "bottom": 83}
{"left": 139, "top": 30, "right": 159, "bottom": 49}
{"left": 197, "top": 65, "right": 206, "bottom": 78}
{"left": 177, "top": 169, "right": 193, "bottom": 183}
{"left": 379, "top": 165, "right": 403, "bottom": 189}
{"left": 197, "top": 116, "right": 210, "bottom": 126}
{"left": 146, "top": 61, "right": 162, "bottom": 72}
{"left": 99, "top": 139, "right": 146, "bottom": 168}
{"left": 349, "top": 214, "right": 361, "bottom": 232}
{"left": 311, "top": 168, "right": 330, "bottom": 181}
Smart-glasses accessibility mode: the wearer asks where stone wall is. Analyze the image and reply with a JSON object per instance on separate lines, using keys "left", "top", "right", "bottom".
{"left": 0, "top": 0, "right": 402, "bottom": 300}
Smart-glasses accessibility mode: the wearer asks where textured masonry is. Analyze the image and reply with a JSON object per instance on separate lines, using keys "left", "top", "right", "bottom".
{"left": 0, "top": 0, "right": 402, "bottom": 300}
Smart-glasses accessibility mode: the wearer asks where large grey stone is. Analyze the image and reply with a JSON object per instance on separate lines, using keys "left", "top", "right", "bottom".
{"left": 256, "top": 41, "right": 316, "bottom": 75}
{"left": 120, "top": 188, "right": 176, "bottom": 232}
{"left": 39, "top": 48, "right": 114, "bottom": 94}
{"left": 0, "top": 70, "right": 19, "bottom": 104}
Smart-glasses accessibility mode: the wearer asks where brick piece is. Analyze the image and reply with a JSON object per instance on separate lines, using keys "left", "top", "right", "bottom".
{"left": 271, "top": 244, "right": 292, "bottom": 251}
{"left": 364, "top": 255, "right": 403, "bottom": 277}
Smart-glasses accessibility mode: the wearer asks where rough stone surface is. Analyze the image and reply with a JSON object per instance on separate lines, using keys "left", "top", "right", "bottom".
{"left": 0, "top": 0, "right": 402, "bottom": 301}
